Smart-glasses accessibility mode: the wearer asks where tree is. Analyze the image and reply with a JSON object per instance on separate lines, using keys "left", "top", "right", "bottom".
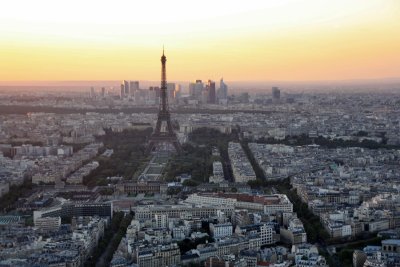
{"left": 83, "top": 128, "right": 152, "bottom": 187}
{"left": 183, "top": 179, "right": 200, "bottom": 187}
{"left": 354, "top": 130, "right": 368, "bottom": 137}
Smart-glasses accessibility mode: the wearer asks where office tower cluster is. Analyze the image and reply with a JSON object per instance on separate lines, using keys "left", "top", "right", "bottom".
{"left": 119, "top": 80, "right": 180, "bottom": 105}
{"left": 89, "top": 86, "right": 108, "bottom": 99}
{"left": 120, "top": 80, "right": 140, "bottom": 99}
{"left": 188, "top": 78, "right": 228, "bottom": 104}
{"left": 89, "top": 78, "right": 226, "bottom": 106}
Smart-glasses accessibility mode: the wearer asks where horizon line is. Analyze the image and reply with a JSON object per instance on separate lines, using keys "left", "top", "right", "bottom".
{"left": 1, "top": 76, "right": 400, "bottom": 84}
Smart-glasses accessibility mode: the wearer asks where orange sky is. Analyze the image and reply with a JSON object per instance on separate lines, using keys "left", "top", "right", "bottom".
{"left": 1, "top": 0, "right": 399, "bottom": 82}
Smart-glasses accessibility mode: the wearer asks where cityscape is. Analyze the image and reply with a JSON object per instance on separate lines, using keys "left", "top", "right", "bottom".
{"left": 1, "top": 1, "right": 400, "bottom": 267}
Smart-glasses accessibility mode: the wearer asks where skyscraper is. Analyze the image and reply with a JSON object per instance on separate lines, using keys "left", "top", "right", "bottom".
{"left": 101, "top": 87, "right": 106, "bottom": 97}
{"left": 189, "top": 80, "right": 204, "bottom": 100}
{"left": 272, "top": 87, "right": 280, "bottom": 103}
{"left": 167, "top": 83, "right": 175, "bottom": 101}
{"left": 123, "top": 80, "right": 130, "bottom": 95}
{"left": 120, "top": 84, "right": 125, "bottom": 99}
{"left": 135, "top": 88, "right": 142, "bottom": 104}
{"left": 201, "top": 88, "right": 209, "bottom": 104}
{"left": 174, "top": 84, "right": 182, "bottom": 99}
{"left": 130, "top": 81, "right": 139, "bottom": 97}
{"left": 148, "top": 86, "right": 160, "bottom": 104}
{"left": 148, "top": 87, "right": 156, "bottom": 104}
{"left": 189, "top": 83, "right": 195, "bottom": 97}
{"left": 207, "top": 80, "right": 216, "bottom": 104}
{"left": 217, "top": 78, "right": 228, "bottom": 104}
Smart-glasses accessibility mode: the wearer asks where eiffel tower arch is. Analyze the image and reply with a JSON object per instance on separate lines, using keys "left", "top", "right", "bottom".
{"left": 146, "top": 48, "right": 182, "bottom": 154}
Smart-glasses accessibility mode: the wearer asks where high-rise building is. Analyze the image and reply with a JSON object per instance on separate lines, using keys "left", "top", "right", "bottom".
{"left": 272, "top": 87, "right": 280, "bottom": 103}
{"left": 120, "top": 84, "right": 125, "bottom": 99}
{"left": 153, "top": 87, "right": 160, "bottom": 99}
{"left": 167, "top": 83, "right": 175, "bottom": 101}
{"left": 130, "top": 81, "right": 139, "bottom": 97}
{"left": 130, "top": 81, "right": 139, "bottom": 91}
{"left": 135, "top": 89, "right": 143, "bottom": 104}
{"left": 123, "top": 80, "right": 130, "bottom": 95}
{"left": 101, "top": 87, "right": 106, "bottom": 97}
{"left": 217, "top": 78, "right": 228, "bottom": 101}
{"left": 148, "top": 87, "right": 157, "bottom": 104}
{"left": 207, "top": 80, "right": 216, "bottom": 104}
{"left": 189, "top": 80, "right": 204, "bottom": 100}
{"left": 174, "top": 84, "right": 182, "bottom": 99}
{"left": 201, "top": 88, "right": 209, "bottom": 103}
{"left": 189, "top": 83, "right": 194, "bottom": 97}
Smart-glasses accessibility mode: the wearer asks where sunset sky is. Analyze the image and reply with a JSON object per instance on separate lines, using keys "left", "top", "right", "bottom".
{"left": 1, "top": 0, "right": 399, "bottom": 82}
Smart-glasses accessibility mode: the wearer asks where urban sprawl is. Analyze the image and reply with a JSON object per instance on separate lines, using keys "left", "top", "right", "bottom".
{"left": 0, "top": 79, "right": 400, "bottom": 267}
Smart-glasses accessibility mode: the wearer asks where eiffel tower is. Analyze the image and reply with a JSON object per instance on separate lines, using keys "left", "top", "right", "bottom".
{"left": 146, "top": 48, "right": 182, "bottom": 154}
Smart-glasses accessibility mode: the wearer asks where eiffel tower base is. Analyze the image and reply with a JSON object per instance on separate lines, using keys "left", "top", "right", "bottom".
{"left": 146, "top": 135, "right": 182, "bottom": 154}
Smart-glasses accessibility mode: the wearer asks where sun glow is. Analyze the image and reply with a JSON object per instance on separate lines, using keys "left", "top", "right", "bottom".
{"left": 1, "top": 0, "right": 399, "bottom": 81}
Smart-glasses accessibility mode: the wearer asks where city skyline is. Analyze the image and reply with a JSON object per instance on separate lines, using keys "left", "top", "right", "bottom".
{"left": 1, "top": 1, "right": 400, "bottom": 266}
{"left": 1, "top": 0, "right": 400, "bottom": 82}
